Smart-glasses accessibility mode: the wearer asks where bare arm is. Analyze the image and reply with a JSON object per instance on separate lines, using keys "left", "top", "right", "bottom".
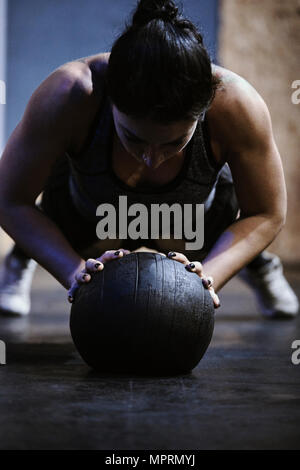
{"left": 0, "top": 65, "right": 95, "bottom": 289}
{"left": 202, "top": 77, "right": 287, "bottom": 292}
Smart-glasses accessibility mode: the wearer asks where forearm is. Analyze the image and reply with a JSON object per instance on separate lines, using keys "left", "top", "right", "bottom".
{"left": 0, "top": 203, "right": 85, "bottom": 289}
{"left": 201, "top": 214, "right": 284, "bottom": 292}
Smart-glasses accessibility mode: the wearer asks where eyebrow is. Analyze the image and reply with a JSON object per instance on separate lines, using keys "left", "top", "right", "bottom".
{"left": 120, "top": 125, "right": 189, "bottom": 146}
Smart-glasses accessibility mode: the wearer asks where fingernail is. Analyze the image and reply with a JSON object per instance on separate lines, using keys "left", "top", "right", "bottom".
{"left": 94, "top": 263, "right": 101, "bottom": 269}
{"left": 185, "top": 263, "right": 195, "bottom": 271}
{"left": 168, "top": 252, "right": 176, "bottom": 258}
{"left": 68, "top": 296, "right": 74, "bottom": 303}
{"left": 202, "top": 278, "right": 208, "bottom": 288}
{"left": 114, "top": 251, "right": 120, "bottom": 256}
{"left": 83, "top": 274, "right": 90, "bottom": 280}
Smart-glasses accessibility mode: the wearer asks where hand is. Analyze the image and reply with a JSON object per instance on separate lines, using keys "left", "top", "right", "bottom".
{"left": 167, "top": 251, "right": 221, "bottom": 309}
{"left": 67, "top": 248, "right": 131, "bottom": 303}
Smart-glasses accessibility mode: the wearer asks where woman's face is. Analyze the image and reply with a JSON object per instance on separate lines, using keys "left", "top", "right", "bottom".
{"left": 112, "top": 105, "right": 198, "bottom": 170}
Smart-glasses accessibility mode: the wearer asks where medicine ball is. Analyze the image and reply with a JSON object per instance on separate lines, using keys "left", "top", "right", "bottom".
{"left": 70, "top": 252, "right": 214, "bottom": 376}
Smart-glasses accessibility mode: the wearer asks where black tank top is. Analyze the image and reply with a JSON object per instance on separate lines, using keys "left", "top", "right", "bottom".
{"left": 65, "top": 92, "right": 233, "bottom": 228}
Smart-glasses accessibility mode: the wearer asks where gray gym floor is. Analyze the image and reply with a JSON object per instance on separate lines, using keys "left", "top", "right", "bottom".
{"left": 0, "top": 264, "right": 299, "bottom": 450}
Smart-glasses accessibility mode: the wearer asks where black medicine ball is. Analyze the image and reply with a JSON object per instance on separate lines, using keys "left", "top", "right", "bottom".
{"left": 70, "top": 252, "right": 214, "bottom": 376}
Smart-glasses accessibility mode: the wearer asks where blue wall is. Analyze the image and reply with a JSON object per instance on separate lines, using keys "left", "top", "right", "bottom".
{"left": 6, "top": 0, "right": 218, "bottom": 139}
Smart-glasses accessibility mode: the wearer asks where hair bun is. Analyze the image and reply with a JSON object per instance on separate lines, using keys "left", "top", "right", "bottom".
{"left": 132, "top": 0, "right": 179, "bottom": 27}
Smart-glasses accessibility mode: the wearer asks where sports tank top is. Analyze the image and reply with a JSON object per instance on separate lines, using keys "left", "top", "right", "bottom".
{"left": 65, "top": 91, "right": 233, "bottom": 232}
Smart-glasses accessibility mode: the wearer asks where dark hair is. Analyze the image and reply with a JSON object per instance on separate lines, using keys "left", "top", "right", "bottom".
{"left": 106, "top": 0, "right": 220, "bottom": 123}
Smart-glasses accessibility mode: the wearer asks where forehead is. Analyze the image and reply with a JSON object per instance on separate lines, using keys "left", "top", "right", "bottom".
{"left": 112, "top": 105, "right": 197, "bottom": 141}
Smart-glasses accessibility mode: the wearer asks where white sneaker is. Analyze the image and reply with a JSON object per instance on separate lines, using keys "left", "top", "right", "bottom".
{"left": 0, "top": 250, "right": 37, "bottom": 316}
{"left": 238, "top": 252, "right": 299, "bottom": 319}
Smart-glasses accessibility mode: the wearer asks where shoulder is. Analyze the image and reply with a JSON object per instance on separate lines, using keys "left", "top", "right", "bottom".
{"left": 27, "top": 53, "right": 110, "bottom": 120}
{"left": 20, "top": 53, "right": 110, "bottom": 151}
{"left": 209, "top": 65, "right": 273, "bottom": 157}
{"left": 57, "top": 52, "right": 110, "bottom": 96}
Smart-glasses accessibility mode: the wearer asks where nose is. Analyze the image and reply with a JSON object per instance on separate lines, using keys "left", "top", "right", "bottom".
{"left": 141, "top": 147, "right": 165, "bottom": 169}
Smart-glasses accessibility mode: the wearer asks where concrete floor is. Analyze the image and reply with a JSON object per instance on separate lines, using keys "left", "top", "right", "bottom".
{"left": 0, "top": 264, "right": 299, "bottom": 450}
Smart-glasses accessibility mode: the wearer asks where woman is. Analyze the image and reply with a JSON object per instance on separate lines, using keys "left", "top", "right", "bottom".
{"left": 0, "top": 0, "right": 298, "bottom": 317}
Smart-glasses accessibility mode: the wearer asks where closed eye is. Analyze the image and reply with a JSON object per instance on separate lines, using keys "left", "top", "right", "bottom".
{"left": 125, "top": 133, "right": 184, "bottom": 147}
{"left": 125, "top": 134, "right": 142, "bottom": 144}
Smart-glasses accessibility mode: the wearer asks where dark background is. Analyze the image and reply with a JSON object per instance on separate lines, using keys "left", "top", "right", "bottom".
{"left": 5, "top": 0, "right": 218, "bottom": 139}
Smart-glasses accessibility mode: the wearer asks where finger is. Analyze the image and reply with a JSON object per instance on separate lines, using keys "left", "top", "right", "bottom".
{"left": 202, "top": 276, "right": 214, "bottom": 288}
{"left": 119, "top": 248, "right": 131, "bottom": 255}
{"left": 167, "top": 251, "right": 190, "bottom": 265}
{"left": 85, "top": 258, "right": 104, "bottom": 273}
{"left": 75, "top": 271, "right": 91, "bottom": 284}
{"left": 158, "top": 252, "right": 167, "bottom": 257}
{"left": 67, "top": 282, "right": 80, "bottom": 303}
{"left": 208, "top": 287, "right": 221, "bottom": 309}
{"left": 97, "top": 249, "right": 129, "bottom": 264}
{"left": 185, "top": 261, "right": 204, "bottom": 277}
